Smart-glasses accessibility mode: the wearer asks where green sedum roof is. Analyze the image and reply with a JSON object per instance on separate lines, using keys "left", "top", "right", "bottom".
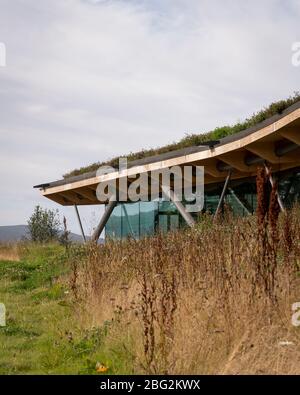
{"left": 63, "top": 92, "right": 300, "bottom": 179}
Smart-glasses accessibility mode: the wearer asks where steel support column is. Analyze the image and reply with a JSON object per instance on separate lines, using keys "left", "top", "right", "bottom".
{"left": 264, "top": 164, "right": 285, "bottom": 213}
{"left": 91, "top": 198, "right": 118, "bottom": 242}
{"left": 74, "top": 204, "right": 86, "bottom": 243}
{"left": 161, "top": 185, "right": 196, "bottom": 227}
{"left": 228, "top": 188, "right": 251, "bottom": 215}
{"left": 214, "top": 170, "right": 232, "bottom": 220}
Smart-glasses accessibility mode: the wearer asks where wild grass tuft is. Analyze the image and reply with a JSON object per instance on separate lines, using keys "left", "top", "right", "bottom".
{"left": 70, "top": 200, "right": 300, "bottom": 374}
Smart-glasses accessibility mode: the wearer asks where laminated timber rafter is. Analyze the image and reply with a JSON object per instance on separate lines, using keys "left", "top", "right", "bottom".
{"left": 35, "top": 102, "right": 300, "bottom": 206}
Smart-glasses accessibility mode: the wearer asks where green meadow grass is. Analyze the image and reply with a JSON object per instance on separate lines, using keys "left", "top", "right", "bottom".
{"left": 0, "top": 244, "right": 134, "bottom": 375}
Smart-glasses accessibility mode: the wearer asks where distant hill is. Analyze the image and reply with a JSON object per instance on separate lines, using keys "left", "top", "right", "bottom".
{"left": 0, "top": 225, "right": 90, "bottom": 243}
{"left": 0, "top": 225, "right": 29, "bottom": 242}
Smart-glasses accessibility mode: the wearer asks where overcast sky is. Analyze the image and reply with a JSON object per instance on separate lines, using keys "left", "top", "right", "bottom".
{"left": 0, "top": 0, "right": 299, "bottom": 235}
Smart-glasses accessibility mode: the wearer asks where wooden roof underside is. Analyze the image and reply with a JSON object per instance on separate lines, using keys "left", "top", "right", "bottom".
{"left": 38, "top": 107, "right": 300, "bottom": 206}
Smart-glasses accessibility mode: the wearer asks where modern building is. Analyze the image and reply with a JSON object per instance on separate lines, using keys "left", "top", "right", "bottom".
{"left": 35, "top": 100, "right": 300, "bottom": 241}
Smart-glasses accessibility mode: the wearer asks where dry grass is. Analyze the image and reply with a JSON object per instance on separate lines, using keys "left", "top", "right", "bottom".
{"left": 70, "top": 201, "right": 300, "bottom": 374}
{"left": 0, "top": 243, "right": 21, "bottom": 261}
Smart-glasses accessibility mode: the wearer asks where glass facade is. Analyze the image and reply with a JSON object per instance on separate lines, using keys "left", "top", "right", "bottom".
{"left": 105, "top": 169, "right": 300, "bottom": 240}
{"left": 106, "top": 200, "right": 186, "bottom": 239}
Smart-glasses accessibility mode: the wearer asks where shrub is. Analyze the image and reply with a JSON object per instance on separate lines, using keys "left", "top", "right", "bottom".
{"left": 27, "top": 205, "right": 61, "bottom": 243}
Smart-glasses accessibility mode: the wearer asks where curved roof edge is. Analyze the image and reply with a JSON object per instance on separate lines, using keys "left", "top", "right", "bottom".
{"left": 35, "top": 99, "right": 300, "bottom": 190}
{"left": 35, "top": 99, "right": 300, "bottom": 205}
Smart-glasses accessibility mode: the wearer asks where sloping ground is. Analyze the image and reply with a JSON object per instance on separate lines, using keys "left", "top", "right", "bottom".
{"left": 0, "top": 225, "right": 85, "bottom": 243}
{"left": 0, "top": 244, "right": 131, "bottom": 374}
{"left": 1, "top": 207, "right": 300, "bottom": 374}
{"left": 71, "top": 206, "right": 300, "bottom": 374}
{"left": 0, "top": 243, "right": 20, "bottom": 261}
{"left": 63, "top": 93, "right": 300, "bottom": 178}
{"left": 0, "top": 226, "right": 29, "bottom": 242}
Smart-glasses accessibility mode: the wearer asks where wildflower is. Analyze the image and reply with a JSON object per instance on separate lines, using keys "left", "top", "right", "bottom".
{"left": 96, "top": 362, "right": 109, "bottom": 373}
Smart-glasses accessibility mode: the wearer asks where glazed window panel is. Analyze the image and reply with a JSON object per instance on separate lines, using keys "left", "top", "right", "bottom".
{"left": 140, "top": 201, "right": 158, "bottom": 237}
{"left": 105, "top": 205, "right": 122, "bottom": 239}
{"left": 121, "top": 203, "right": 140, "bottom": 239}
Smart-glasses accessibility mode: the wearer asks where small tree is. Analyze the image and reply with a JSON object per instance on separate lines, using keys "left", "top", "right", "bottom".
{"left": 28, "top": 205, "right": 61, "bottom": 243}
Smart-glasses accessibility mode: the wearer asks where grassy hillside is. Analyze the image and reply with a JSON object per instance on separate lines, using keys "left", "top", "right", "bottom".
{"left": 63, "top": 92, "right": 300, "bottom": 178}
{"left": 1, "top": 204, "right": 299, "bottom": 374}
{"left": 0, "top": 244, "right": 132, "bottom": 374}
{"left": 0, "top": 225, "right": 86, "bottom": 243}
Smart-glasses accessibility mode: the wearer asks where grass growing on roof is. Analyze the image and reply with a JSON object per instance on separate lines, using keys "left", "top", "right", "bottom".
{"left": 63, "top": 92, "right": 300, "bottom": 178}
